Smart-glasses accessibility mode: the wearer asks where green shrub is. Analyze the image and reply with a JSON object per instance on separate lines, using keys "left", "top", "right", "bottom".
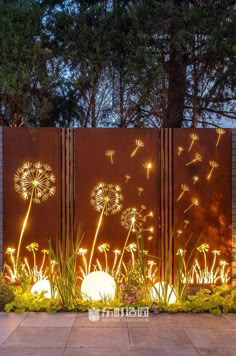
{"left": 5, "top": 289, "right": 62, "bottom": 313}
{"left": 0, "top": 273, "right": 15, "bottom": 310}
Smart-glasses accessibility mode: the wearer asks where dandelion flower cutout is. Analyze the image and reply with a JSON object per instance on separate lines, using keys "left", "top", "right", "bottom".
{"left": 91, "top": 182, "right": 123, "bottom": 216}
{"left": 14, "top": 162, "right": 56, "bottom": 204}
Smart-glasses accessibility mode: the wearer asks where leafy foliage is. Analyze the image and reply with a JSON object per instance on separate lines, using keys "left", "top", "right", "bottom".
{"left": 0, "top": 1, "right": 235, "bottom": 128}
{"left": 48, "top": 228, "right": 83, "bottom": 311}
{"left": 0, "top": 273, "right": 15, "bottom": 310}
{"left": 5, "top": 288, "right": 62, "bottom": 313}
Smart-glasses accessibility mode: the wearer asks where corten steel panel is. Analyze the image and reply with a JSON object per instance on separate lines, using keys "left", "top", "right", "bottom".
{"left": 173, "top": 128, "right": 232, "bottom": 284}
{"left": 3, "top": 128, "right": 61, "bottom": 267}
{"left": 74, "top": 129, "right": 160, "bottom": 272}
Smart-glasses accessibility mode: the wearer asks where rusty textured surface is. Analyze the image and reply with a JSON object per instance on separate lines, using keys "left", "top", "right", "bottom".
{"left": 74, "top": 128, "right": 160, "bottom": 269}
{"left": 173, "top": 128, "right": 232, "bottom": 282}
{"left": 3, "top": 128, "right": 62, "bottom": 266}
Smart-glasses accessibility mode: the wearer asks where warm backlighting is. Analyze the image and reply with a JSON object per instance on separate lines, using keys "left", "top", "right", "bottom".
{"left": 143, "top": 162, "right": 152, "bottom": 179}
{"left": 81, "top": 271, "right": 116, "bottom": 301}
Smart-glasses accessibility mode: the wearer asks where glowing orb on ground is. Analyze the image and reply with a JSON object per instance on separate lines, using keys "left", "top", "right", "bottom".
{"left": 31, "top": 279, "right": 52, "bottom": 298}
{"left": 81, "top": 271, "right": 116, "bottom": 300}
{"left": 150, "top": 281, "right": 177, "bottom": 304}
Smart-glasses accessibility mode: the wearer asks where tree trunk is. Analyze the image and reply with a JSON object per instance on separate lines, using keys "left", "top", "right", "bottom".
{"left": 165, "top": 28, "right": 187, "bottom": 128}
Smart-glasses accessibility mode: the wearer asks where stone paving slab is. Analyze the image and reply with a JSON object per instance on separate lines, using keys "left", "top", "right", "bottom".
{"left": 129, "top": 326, "right": 195, "bottom": 349}
{"left": 0, "top": 312, "right": 236, "bottom": 355}
{"left": 184, "top": 328, "right": 236, "bottom": 349}
{"left": 74, "top": 315, "right": 127, "bottom": 327}
{"left": 1, "top": 326, "right": 71, "bottom": 348}
{"left": 175, "top": 313, "right": 236, "bottom": 329}
{"left": 0, "top": 312, "right": 28, "bottom": 326}
{"left": 20, "top": 312, "right": 77, "bottom": 327}
{"left": 67, "top": 327, "right": 130, "bottom": 347}
{"left": 130, "top": 349, "right": 199, "bottom": 356}
{"left": 0, "top": 326, "right": 17, "bottom": 346}
{"left": 64, "top": 348, "right": 131, "bottom": 356}
{"left": 0, "top": 347, "right": 64, "bottom": 356}
{"left": 197, "top": 348, "right": 236, "bottom": 356}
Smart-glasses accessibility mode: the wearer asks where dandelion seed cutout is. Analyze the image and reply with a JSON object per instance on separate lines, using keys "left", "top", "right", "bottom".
{"left": 130, "top": 139, "right": 144, "bottom": 157}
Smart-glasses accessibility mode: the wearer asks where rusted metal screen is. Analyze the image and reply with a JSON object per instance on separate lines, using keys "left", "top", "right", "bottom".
{"left": 3, "top": 128, "right": 62, "bottom": 267}
{"left": 0, "top": 127, "right": 233, "bottom": 286}
{"left": 74, "top": 129, "right": 160, "bottom": 271}
{"left": 173, "top": 129, "right": 232, "bottom": 284}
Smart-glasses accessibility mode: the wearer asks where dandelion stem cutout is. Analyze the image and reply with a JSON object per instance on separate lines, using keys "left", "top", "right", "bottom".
{"left": 186, "top": 153, "right": 202, "bottom": 166}
{"left": 188, "top": 133, "right": 199, "bottom": 152}
{"left": 207, "top": 161, "right": 219, "bottom": 180}
{"left": 216, "top": 128, "right": 225, "bottom": 147}
{"left": 177, "top": 184, "right": 190, "bottom": 202}
{"left": 14, "top": 162, "right": 56, "bottom": 263}
{"left": 89, "top": 182, "right": 123, "bottom": 273}
{"left": 105, "top": 150, "right": 115, "bottom": 164}
{"left": 184, "top": 197, "right": 199, "bottom": 213}
{"left": 130, "top": 139, "right": 144, "bottom": 157}
{"left": 143, "top": 162, "right": 152, "bottom": 179}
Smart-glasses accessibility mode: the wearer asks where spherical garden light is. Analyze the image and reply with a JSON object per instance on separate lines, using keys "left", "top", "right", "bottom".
{"left": 81, "top": 271, "right": 116, "bottom": 301}
{"left": 150, "top": 282, "right": 177, "bottom": 305}
{"left": 31, "top": 279, "right": 52, "bottom": 299}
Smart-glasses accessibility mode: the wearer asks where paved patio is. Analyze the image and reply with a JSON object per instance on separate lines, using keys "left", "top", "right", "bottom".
{"left": 0, "top": 312, "right": 236, "bottom": 355}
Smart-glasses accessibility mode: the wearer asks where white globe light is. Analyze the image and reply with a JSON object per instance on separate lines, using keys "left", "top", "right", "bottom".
{"left": 150, "top": 281, "right": 177, "bottom": 304}
{"left": 31, "top": 279, "right": 52, "bottom": 298}
{"left": 81, "top": 271, "right": 116, "bottom": 300}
